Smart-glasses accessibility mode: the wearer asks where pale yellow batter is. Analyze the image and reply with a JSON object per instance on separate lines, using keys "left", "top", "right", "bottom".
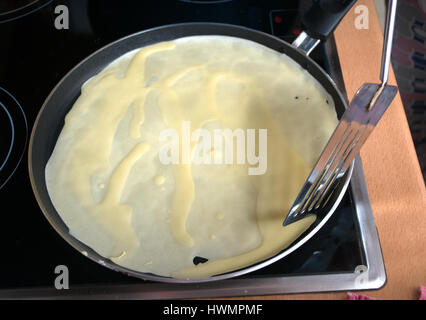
{"left": 45, "top": 36, "right": 337, "bottom": 278}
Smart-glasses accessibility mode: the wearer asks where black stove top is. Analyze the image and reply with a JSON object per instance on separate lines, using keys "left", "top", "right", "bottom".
{"left": 0, "top": 0, "right": 384, "bottom": 298}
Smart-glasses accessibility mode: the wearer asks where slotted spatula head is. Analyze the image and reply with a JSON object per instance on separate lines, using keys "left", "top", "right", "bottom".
{"left": 283, "top": 83, "right": 397, "bottom": 226}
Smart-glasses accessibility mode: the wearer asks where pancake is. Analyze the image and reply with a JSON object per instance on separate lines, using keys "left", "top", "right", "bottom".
{"left": 45, "top": 36, "right": 337, "bottom": 278}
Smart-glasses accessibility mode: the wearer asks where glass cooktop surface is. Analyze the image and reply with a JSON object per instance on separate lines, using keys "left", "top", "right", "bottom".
{"left": 0, "top": 0, "right": 385, "bottom": 299}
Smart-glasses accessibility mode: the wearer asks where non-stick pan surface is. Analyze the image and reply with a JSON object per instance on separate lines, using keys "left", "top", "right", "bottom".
{"left": 29, "top": 23, "right": 352, "bottom": 283}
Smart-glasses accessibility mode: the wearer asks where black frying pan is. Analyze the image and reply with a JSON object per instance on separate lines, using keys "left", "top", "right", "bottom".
{"left": 29, "top": 1, "right": 357, "bottom": 282}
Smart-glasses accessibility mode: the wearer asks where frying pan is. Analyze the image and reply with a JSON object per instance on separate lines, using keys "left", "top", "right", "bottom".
{"left": 29, "top": 1, "right": 357, "bottom": 282}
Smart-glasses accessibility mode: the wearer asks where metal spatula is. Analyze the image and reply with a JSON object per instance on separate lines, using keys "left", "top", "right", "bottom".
{"left": 283, "top": 0, "right": 399, "bottom": 226}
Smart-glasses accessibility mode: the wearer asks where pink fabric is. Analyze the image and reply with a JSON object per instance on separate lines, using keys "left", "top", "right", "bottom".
{"left": 347, "top": 286, "right": 426, "bottom": 300}
{"left": 347, "top": 292, "right": 377, "bottom": 300}
{"left": 419, "top": 286, "right": 426, "bottom": 300}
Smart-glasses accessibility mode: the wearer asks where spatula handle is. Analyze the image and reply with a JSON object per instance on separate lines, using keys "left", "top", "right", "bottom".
{"left": 380, "top": 0, "right": 398, "bottom": 86}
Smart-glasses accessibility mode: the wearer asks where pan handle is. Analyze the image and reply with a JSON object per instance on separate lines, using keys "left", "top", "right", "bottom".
{"left": 302, "top": 0, "right": 358, "bottom": 41}
{"left": 293, "top": 0, "right": 357, "bottom": 55}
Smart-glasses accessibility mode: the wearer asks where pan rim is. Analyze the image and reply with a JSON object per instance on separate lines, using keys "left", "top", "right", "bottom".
{"left": 28, "top": 22, "right": 353, "bottom": 283}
